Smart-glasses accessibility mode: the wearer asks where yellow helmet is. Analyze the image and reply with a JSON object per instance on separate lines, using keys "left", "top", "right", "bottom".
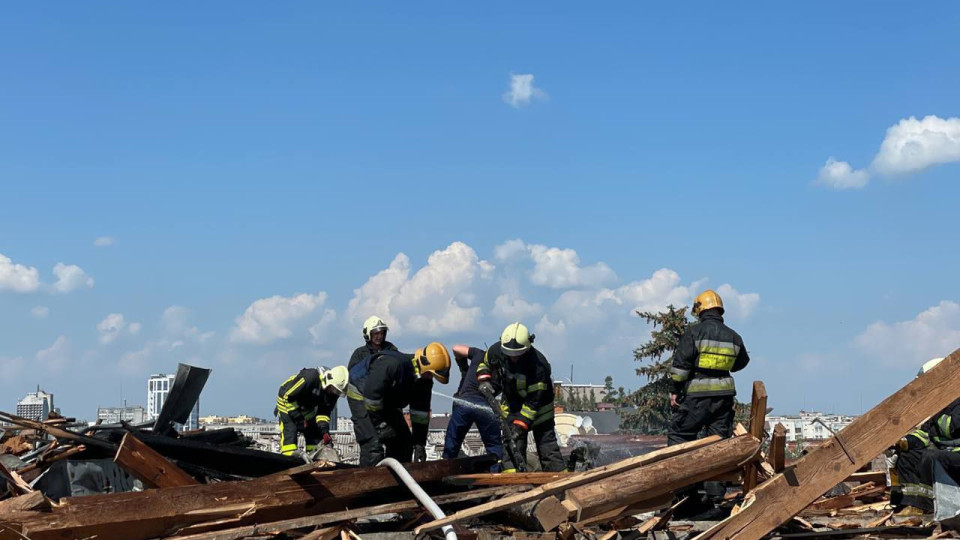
{"left": 362, "top": 316, "right": 389, "bottom": 342}
{"left": 320, "top": 365, "right": 349, "bottom": 395}
{"left": 692, "top": 290, "right": 724, "bottom": 317}
{"left": 415, "top": 342, "right": 451, "bottom": 384}
{"left": 500, "top": 322, "right": 533, "bottom": 357}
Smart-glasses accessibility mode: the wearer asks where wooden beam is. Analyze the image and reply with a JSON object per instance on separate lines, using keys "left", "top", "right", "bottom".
{"left": 445, "top": 472, "right": 570, "bottom": 486}
{"left": 9, "top": 454, "right": 494, "bottom": 540}
{"left": 571, "top": 493, "right": 674, "bottom": 528}
{"left": 743, "top": 381, "right": 768, "bottom": 493}
{"left": 114, "top": 432, "right": 199, "bottom": 489}
{"left": 171, "top": 484, "right": 528, "bottom": 540}
{"left": 769, "top": 423, "right": 787, "bottom": 473}
{"left": 693, "top": 346, "right": 960, "bottom": 540}
{"left": 414, "top": 435, "right": 722, "bottom": 534}
{"left": 844, "top": 470, "right": 886, "bottom": 485}
{"left": 564, "top": 434, "right": 761, "bottom": 521}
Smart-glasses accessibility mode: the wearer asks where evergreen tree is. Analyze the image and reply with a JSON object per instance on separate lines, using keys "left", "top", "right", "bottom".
{"left": 603, "top": 376, "right": 615, "bottom": 401}
{"left": 589, "top": 389, "right": 597, "bottom": 411}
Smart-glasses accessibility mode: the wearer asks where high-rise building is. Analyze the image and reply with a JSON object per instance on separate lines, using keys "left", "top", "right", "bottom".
{"left": 16, "top": 386, "right": 54, "bottom": 421}
{"left": 147, "top": 374, "right": 200, "bottom": 431}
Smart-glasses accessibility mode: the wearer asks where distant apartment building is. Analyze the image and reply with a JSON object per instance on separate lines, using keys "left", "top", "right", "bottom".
{"left": 765, "top": 411, "right": 857, "bottom": 442}
{"left": 147, "top": 373, "right": 199, "bottom": 430}
{"left": 97, "top": 405, "right": 147, "bottom": 424}
{"left": 17, "top": 386, "right": 55, "bottom": 421}
{"left": 554, "top": 382, "right": 608, "bottom": 405}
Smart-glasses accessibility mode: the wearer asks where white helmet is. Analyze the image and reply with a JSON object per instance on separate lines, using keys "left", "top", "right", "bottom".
{"left": 320, "top": 365, "right": 349, "bottom": 395}
{"left": 362, "top": 316, "right": 389, "bottom": 342}
{"left": 918, "top": 357, "right": 945, "bottom": 377}
{"left": 500, "top": 322, "right": 533, "bottom": 357}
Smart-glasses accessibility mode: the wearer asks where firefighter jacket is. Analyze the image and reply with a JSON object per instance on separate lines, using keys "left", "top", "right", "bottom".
{"left": 276, "top": 368, "right": 338, "bottom": 436}
{"left": 477, "top": 343, "right": 556, "bottom": 429}
{"left": 668, "top": 311, "right": 750, "bottom": 398}
{"left": 360, "top": 351, "right": 434, "bottom": 446}
{"left": 348, "top": 341, "right": 398, "bottom": 369}
{"left": 905, "top": 397, "right": 960, "bottom": 450}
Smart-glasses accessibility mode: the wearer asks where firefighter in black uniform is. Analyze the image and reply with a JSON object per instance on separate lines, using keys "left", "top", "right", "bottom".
{"left": 276, "top": 365, "right": 349, "bottom": 458}
{"left": 353, "top": 342, "right": 451, "bottom": 465}
{"left": 346, "top": 316, "right": 399, "bottom": 466}
{"left": 892, "top": 357, "right": 958, "bottom": 516}
{"left": 668, "top": 290, "right": 750, "bottom": 517}
{"left": 477, "top": 322, "right": 565, "bottom": 473}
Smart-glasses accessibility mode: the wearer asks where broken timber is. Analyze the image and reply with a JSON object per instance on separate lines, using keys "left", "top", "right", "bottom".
{"left": 114, "top": 431, "right": 199, "bottom": 488}
{"left": 769, "top": 423, "right": 787, "bottom": 473}
{"left": 3, "top": 454, "right": 495, "bottom": 540}
{"left": 742, "top": 381, "right": 768, "bottom": 493}
{"left": 414, "top": 435, "right": 722, "bottom": 534}
{"left": 694, "top": 346, "right": 960, "bottom": 540}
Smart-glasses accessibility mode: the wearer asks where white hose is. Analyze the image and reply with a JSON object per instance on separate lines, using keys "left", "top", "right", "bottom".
{"left": 377, "top": 457, "right": 457, "bottom": 540}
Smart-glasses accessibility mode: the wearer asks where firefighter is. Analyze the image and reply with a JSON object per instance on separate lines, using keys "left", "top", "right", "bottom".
{"left": 275, "top": 365, "right": 349, "bottom": 459}
{"left": 352, "top": 342, "right": 451, "bottom": 465}
{"left": 346, "top": 316, "right": 399, "bottom": 467}
{"left": 477, "top": 322, "right": 565, "bottom": 473}
{"left": 442, "top": 344, "right": 503, "bottom": 464}
{"left": 892, "top": 357, "right": 958, "bottom": 516}
{"left": 667, "top": 290, "right": 750, "bottom": 518}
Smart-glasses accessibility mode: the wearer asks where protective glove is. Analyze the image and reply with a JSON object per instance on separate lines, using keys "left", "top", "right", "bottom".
{"left": 413, "top": 444, "right": 427, "bottom": 463}
{"left": 376, "top": 422, "right": 398, "bottom": 442}
{"left": 896, "top": 438, "right": 910, "bottom": 452}
{"left": 478, "top": 381, "right": 495, "bottom": 398}
{"left": 322, "top": 432, "right": 333, "bottom": 447}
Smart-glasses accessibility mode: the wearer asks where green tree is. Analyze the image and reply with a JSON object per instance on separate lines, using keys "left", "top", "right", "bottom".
{"left": 589, "top": 389, "right": 598, "bottom": 411}
{"left": 620, "top": 305, "right": 690, "bottom": 434}
{"left": 603, "top": 376, "right": 615, "bottom": 401}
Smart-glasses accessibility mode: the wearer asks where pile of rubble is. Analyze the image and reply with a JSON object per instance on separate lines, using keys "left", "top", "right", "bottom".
{"left": 1, "top": 351, "right": 959, "bottom": 540}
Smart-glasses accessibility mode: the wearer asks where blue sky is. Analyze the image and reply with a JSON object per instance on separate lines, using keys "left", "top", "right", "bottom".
{"left": 2, "top": 2, "right": 959, "bottom": 421}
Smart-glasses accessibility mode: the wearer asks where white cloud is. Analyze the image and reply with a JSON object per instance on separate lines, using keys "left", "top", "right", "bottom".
{"left": 36, "top": 335, "right": 71, "bottom": 371}
{"left": 0, "top": 254, "right": 41, "bottom": 293}
{"left": 52, "top": 263, "right": 94, "bottom": 293}
{"left": 30, "top": 306, "right": 50, "bottom": 319}
{"left": 715, "top": 284, "right": 761, "bottom": 319}
{"left": 855, "top": 300, "right": 960, "bottom": 366}
{"left": 309, "top": 309, "right": 339, "bottom": 344}
{"left": 817, "top": 115, "right": 960, "bottom": 189}
{"left": 871, "top": 116, "right": 960, "bottom": 175}
{"left": 495, "top": 239, "right": 617, "bottom": 289}
{"left": 492, "top": 293, "right": 543, "bottom": 320}
{"left": 230, "top": 292, "right": 328, "bottom": 345}
{"left": 97, "top": 313, "right": 139, "bottom": 344}
{"left": 815, "top": 158, "right": 871, "bottom": 190}
{"left": 93, "top": 236, "right": 116, "bottom": 247}
{"left": 347, "top": 242, "right": 492, "bottom": 336}
{"left": 503, "top": 73, "right": 547, "bottom": 108}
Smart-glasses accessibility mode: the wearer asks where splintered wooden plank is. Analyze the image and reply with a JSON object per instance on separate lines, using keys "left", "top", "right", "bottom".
{"left": 10, "top": 454, "right": 494, "bottom": 540}
{"left": 563, "top": 435, "right": 760, "bottom": 521}
{"left": 445, "top": 472, "right": 570, "bottom": 486}
{"left": 769, "top": 423, "right": 787, "bottom": 473}
{"left": 414, "top": 435, "right": 721, "bottom": 534}
{"left": 114, "top": 432, "right": 199, "bottom": 488}
{"left": 694, "top": 347, "right": 960, "bottom": 540}
{"left": 743, "top": 381, "right": 768, "bottom": 494}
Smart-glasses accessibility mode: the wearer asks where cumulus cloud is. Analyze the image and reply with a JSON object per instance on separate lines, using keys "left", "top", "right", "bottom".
{"left": 855, "top": 300, "right": 960, "bottom": 366}
{"left": 97, "top": 313, "right": 140, "bottom": 344}
{"left": 52, "top": 263, "right": 94, "bottom": 293}
{"left": 93, "top": 236, "right": 116, "bottom": 247}
{"left": 0, "top": 254, "right": 41, "bottom": 293}
{"left": 230, "top": 292, "right": 328, "bottom": 345}
{"left": 503, "top": 73, "right": 547, "bottom": 108}
{"left": 162, "top": 306, "right": 213, "bottom": 341}
{"left": 492, "top": 293, "right": 543, "bottom": 320}
{"left": 495, "top": 239, "right": 617, "bottom": 289}
{"left": 817, "top": 115, "right": 960, "bottom": 189}
{"left": 308, "top": 309, "right": 339, "bottom": 344}
{"left": 872, "top": 116, "right": 960, "bottom": 175}
{"left": 816, "top": 158, "right": 871, "bottom": 190}
{"left": 347, "top": 242, "right": 492, "bottom": 335}
{"left": 30, "top": 306, "right": 50, "bottom": 319}
{"left": 715, "top": 284, "right": 761, "bottom": 318}
{"left": 36, "top": 335, "right": 71, "bottom": 371}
